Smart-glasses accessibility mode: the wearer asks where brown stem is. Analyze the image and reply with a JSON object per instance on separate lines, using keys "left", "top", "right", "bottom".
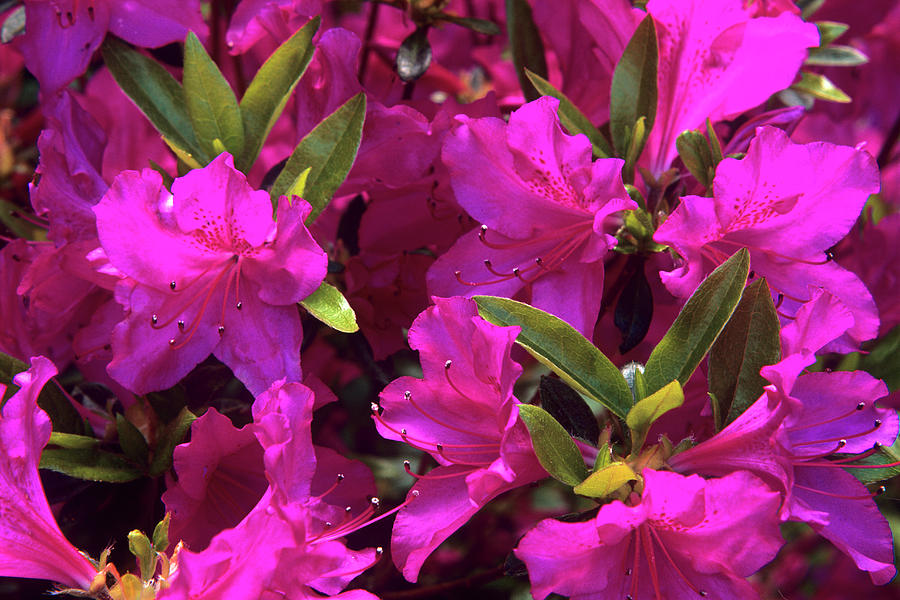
{"left": 877, "top": 109, "right": 900, "bottom": 170}
{"left": 358, "top": 2, "right": 382, "bottom": 85}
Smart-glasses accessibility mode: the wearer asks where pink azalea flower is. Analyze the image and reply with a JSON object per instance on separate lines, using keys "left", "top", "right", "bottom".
{"left": 161, "top": 380, "right": 379, "bottom": 599}
{"left": 17, "top": 0, "right": 206, "bottom": 94}
{"left": 93, "top": 152, "right": 327, "bottom": 395}
{"left": 515, "top": 469, "right": 783, "bottom": 600}
{"left": 372, "top": 296, "right": 545, "bottom": 581}
{"left": 669, "top": 365, "right": 898, "bottom": 584}
{"left": 654, "top": 126, "right": 881, "bottom": 346}
{"left": 428, "top": 97, "right": 636, "bottom": 335}
{"left": 0, "top": 356, "right": 98, "bottom": 590}
{"left": 642, "top": 0, "right": 819, "bottom": 175}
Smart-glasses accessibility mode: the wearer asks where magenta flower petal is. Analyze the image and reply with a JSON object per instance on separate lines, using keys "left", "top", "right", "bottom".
{"left": 516, "top": 469, "right": 783, "bottom": 600}
{"left": 0, "top": 357, "right": 98, "bottom": 589}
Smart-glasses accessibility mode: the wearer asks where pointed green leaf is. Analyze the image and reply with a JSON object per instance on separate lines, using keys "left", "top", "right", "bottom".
{"left": 610, "top": 15, "right": 658, "bottom": 157}
{"left": 101, "top": 37, "right": 205, "bottom": 162}
{"left": 152, "top": 513, "right": 171, "bottom": 553}
{"left": 48, "top": 432, "right": 99, "bottom": 449}
{"left": 805, "top": 45, "right": 868, "bottom": 67}
{"left": 594, "top": 442, "right": 612, "bottom": 470}
{"left": 0, "top": 353, "right": 84, "bottom": 435}
{"left": 238, "top": 16, "right": 320, "bottom": 172}
{"left": 128, "top": 530, "right": 155, "bottom": 582}
{"left": 474, "top": 296, "right": 632, "bottom": 419}
{"left": 676, "top": 130, "right": 714, "bottom": 188}
{"left": 300, "top": 281, "right": 359, "bottom": 333}
{"left": 843, "top": 424, "right": 900, "bottom": 484}
{"left": 791, "top": 71, "right": 851, "bottom": 103}
{"left": 148, "top": 406, "right": 196, "bottom": 477}
{"left": 539, "top": 376, "right": 600, "bottom": 445}
{"left": 622, "top": 116, "right": 647, "bottom": 184}
{"left": 506, "top": 0, "right": 547, "bottom": 102}
{"left": 116, "top": 413, "right": 150, "bottom": 465}
{"left": 183, "top": 32, "right": 244, "bottom": 159}
{"left": 815, "top": 21, "right": 849, "bottom": 46}
{"left": 709, "top": 278, "right": 781, "bottom": 429}
{"left": 525, "top": 69, "right": 612, "bottom": 158}
{"left": 439, "top": 14, "right": 500, "bottom": 35}
{"left": 643, "top": 248, "right": 750, "bottom": 394}
{"left": 270, "top": 93, "right": 366, "bottom": 222}
{"left": 573, "top": 462, "right": 637, "bottom": 499}
{"left": 40, "top": 448, "right": 143, "bottom": 482}
{"left": 518, "top": 404, "right": 589, "bottom": 486}
{"left": 626, "top": 380, "right": 683, "bottom": 450}
{"left": 706, "top": 119, "right": 724, "bottom": 165}
{"left": 285, "top": 166, "right": 311, "bottom": 201}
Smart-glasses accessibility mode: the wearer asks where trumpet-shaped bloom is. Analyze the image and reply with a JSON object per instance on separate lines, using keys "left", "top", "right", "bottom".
{"left": 654, "top": 126, "right": 880, "bottom": 346}
{"left": 0, "top": 356, "right": 98, "bottom": 590}
{"left": 428, "top": 97, "right": 635, "bottom": 335}
{"left": 373, "top": 297, "right": 545, "bottom": 581}
{"left": 93, "top": 153, "right": 327, "bottom": 395}
{"left": 516, "top": 469, "right": 783, "bottom": 600}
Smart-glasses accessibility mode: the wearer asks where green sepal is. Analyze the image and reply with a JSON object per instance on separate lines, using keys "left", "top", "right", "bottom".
{"left": 237, "top": 16, "right": 320, "bottom": 172}
{"left": 573, "top": 462, "right": 637, "bottom": 499}
{"left": 525, "top": 68, "right": 613, "bottom": 158}
{"left": 626, "top": 380, "right": 683, "bottom": 452}
{"left": 610, "top": 14, "right": 658, "bottom": 158}
{"left": 815, "top": 21, "right": 849, "bottom": 46}
{"left": 128, "top": 529, "right": 155, "bottom": 582}
{"left": 643, "top": 248, "right": 750, "bottom": 394}
{"left": 505, "top": 0, "right": 548, "bottom": 102}
{"left": 791, "top": 71, "right": 851, "bottom": 103}
{"left": 148, "top": 406, "right": 196, "bottom": 477}
{"left": 474, "top": 296, "right": 633, "bottom": 419}
{"left": 0, "top": 352, "right": 85, "bottom": 435}
{"left": 101, "top": 37, "right": 206, "bottom": 164}
{"left": 183, "top": 31, "right": 245, "bottom": 159}
{"left": 48, "top": 432, "right": 99, "bottom": 449}
{"left": 622, "top": 116, "right": 647, "bottom": 184}
{"left": 594, "top": 442, "right": 612, "bottom": 470}
{"left": 518, "top": 404, "right": 589, "bottom": 486}
{"left": 708, "top": 278, "right": 781, "bottom": 430}
{"left": 676, "top": 130, "right": 715, "bottom": 189}
{"left": 270, "top": 92, "right": 366, "bottom": 223}
{"left": 299, "top": 281, "right": 360, "bottom": 334}
{"left": 152, "top": 513, "right": 171, "bottom": 553}
{"left": 116, "top": 413, "right": 150, "bottom": 466}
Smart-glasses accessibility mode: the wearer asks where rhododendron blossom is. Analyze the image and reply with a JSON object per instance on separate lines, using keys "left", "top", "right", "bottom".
{"left": 94, "top": 153, "right": 327, "bottom": 395}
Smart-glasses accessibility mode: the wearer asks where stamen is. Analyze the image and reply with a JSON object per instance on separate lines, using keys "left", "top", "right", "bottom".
{"left": 311, "top": 491, "right": 420, "bottom": 544}
{"left": 403, "top": 460, "right": 478, "bottom": 480}
{"left": 793, "top": 420, "right": 884, "bottom": 448}
{"left": 404, "top": 388, "right": 496, "bottom": 440}
{"left": 312, "top": 474, "right": 345, "bottom": 500}
{"left": 794, "top": 483, "right": 884, "bottom": 500}
{"left": 787, "top": 402, "right": 866, "bottom": 433}
{"left": 647, "top": 526, "right": 707, "bottom": 597}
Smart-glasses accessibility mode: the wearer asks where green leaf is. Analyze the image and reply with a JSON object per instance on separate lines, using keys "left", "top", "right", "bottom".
{"left": 439, "top": 14, "right": 501, "bottom": 35}
{"left": 525, "top": 69, "right": 612, "bottom": 158}
{"left": 40, "top": 447, "right": 143, "bottom": 482}
{"left": 474, "top": 296, "right": 633, "bottom": 419}
{"left": 610, "top": 15, "right": 658, "bottom": 157}
{"left": 285, "top": 166, "right": 311, "bottom": 201}
{"left": 270, "top": 93, "right": 366, "bottom": 222}
{"left": 148, "top": 407, "right": 196, "bottom": 477}
{"left": 101, "top": 37, "right": 205, "bottom": 163}
{"left": 48, "top": 432, "right": 99, "bottom": 449}
{"left": 128, "top": 530, "right": 155, "bottom": 582}
{"left": 0, "top": 353, "right": 85, "bottom": 435}
{"left": 815, "top": 21, "right": 849, "bottom": 46}
{"left": 709, "top": 278, "right": 781, "bottom": 429}
{"left": 844, "top": 424, "right": 900, "bottom": 484}
{"left": 573, "top": 462, "right": 637, "bottom": 499}
{"left": 396, "top": 26, "right": 432, "bottom": 82}
{"left": 805, "top": 45, "right": 868, "bottom": 67}
{"left": 118, "top": 574, "right": 144, "bottom": 599}
{"left": 791, "top": 71, "right": 851, "bottom": 103}
{"left": 626, "top": 380, "right": 683, "bottom": 451}
{"left": 539, "top": 376, "right": 600, "bottom": 445}
{"left": 505, "top": 0, "right": 548, "bottom": 102}
{"left": 518, "top": 404, "right": 589, "bottom": 486}
{"left": 622, "top": 116, "right": 648, "bottom": 184}
{"left": 238, "top": 16, "right": 320, "bottom": 172}
{"left": 152, "top": 513, "right": 171, "bottom": 553}
{"left": 300, "top": 282, "right": 359, "bottom": 333}
{"left": 643, "top": 248, "right": 750, "bottom": 394}
{"left": 116, "top": 413, "right": 150, "bottom": 465}
{"left": 676, "top": 130, "right": 714, "bottom": 188}
{"left": 183, "top": 32, "right": 244, "bottom": 159}
{"left": 621, "top": 362, "right": 648, "bottom": 403}
{"left": 706, "top": 119, "right": 724, "bottom": 165}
